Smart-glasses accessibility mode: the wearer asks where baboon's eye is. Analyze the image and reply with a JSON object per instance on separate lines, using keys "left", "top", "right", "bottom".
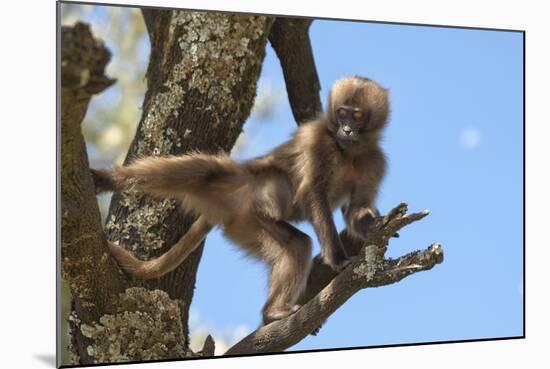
{"left": 337, "top": 108, "right": 347, "bottom": 118}
{"left": 352, "top": 111, "right": 364, "bottom": 121}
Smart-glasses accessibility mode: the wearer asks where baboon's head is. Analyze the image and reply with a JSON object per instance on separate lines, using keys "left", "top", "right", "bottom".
{"left": 327, "top": 76, "right": 390, "bottom": 150}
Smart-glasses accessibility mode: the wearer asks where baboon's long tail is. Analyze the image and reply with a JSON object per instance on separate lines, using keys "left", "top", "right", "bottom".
{"left": 108, "top": 215, "right": 213, "bottom": 279}
{"left": 92, "top": 153, "right": 248, "bottom": 197}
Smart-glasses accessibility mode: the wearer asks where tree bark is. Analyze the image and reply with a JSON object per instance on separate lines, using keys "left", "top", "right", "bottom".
{"left": 103, "top": 9, "right": 274, "bottom": 350}
{"left": 60, "top": 22, "right": 125, "bottom": 364}
{"left": 268, "top": 18, "right": 322, "bottom": 124}
{"left": 62, "top": 21, "right": 193, "bottom": 366}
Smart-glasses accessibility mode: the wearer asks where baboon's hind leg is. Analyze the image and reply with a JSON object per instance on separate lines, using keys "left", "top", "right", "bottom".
{"left": 258, "top": 219, "right": 313, "bottom": 324}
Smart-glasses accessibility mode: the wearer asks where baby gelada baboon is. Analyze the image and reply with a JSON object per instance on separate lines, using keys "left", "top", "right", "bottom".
{"left": 92, "top": 76, "right": 389, "bottom": 324}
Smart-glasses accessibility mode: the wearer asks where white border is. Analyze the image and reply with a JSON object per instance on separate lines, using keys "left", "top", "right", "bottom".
{"left": 2, "top": 0, "right": 547, "bottom": 368}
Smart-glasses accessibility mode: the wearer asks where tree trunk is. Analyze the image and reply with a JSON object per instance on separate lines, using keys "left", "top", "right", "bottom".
{"left": 60, "top": 22, "right": 126, "bottom": 364}
{"left": 61, "top": 22, "right": 192, "bottom": 365}
{"left": 103, "top": 8, "right": 273, "bottom": 352}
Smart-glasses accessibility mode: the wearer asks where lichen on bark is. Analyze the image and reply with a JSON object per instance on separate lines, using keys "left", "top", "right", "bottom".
{"left": 77, "top": 288, "right": 189, "bottom": 363}
{"left": 105, "top": 197, "right": 178, "bottom": 259}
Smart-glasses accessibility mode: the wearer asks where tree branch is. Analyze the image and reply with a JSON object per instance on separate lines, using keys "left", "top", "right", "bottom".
{"left": 300, "top": 203, "right": 430, "bottom": 304}
{"left": 225, "top": 203, "right": 443, "bottom": 355}
{"left": 199, "top": 335, "right": 216, "bottom": 357}
{"left": 268, "top": 18, "right": 322, "bottom": 124}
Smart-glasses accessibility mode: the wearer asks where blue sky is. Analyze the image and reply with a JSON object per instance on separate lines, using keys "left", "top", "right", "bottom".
{"left": 64, "top": 4, "right": 524, "bottom": 353}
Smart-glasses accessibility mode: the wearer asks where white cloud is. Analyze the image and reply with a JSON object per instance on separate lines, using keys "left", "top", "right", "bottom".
{"left": 458, "top": 127, "right": 482, "bottom": 150}
{"left": 188, "top": 309, "right": 252, "bottom": 356}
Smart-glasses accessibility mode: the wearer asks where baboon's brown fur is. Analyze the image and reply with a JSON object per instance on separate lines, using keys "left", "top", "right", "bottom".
{"left": 92, "top": 76, "right": 389, "bottom": 323}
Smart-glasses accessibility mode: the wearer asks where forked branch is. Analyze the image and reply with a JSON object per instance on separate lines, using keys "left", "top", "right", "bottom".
{"left": 225, "top": 203, "right": 443, "bottom": 355}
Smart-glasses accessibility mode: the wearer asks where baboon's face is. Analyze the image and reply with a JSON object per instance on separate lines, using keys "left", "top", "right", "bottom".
{"left": 328, "top": 77, "right": 389, "bottom": 148}
{"left": 333, "top": 104, "right": 369, "bottom": 145}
